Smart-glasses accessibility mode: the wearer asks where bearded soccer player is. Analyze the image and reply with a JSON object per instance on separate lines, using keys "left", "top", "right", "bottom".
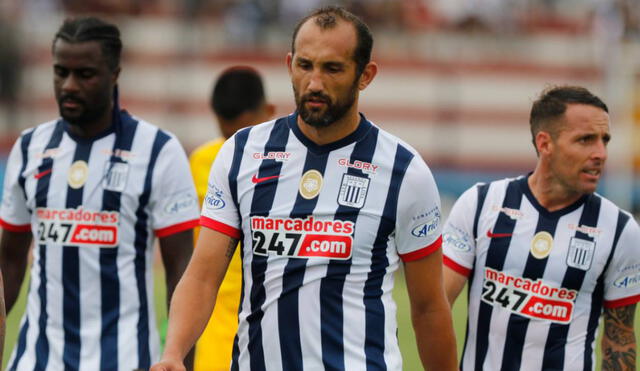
{"left": 443, "top": 86, "right": 639, "bottom": 370}
{"left": 0, "top": 17, "right": 199, "bottom": 370}
{"left": 152, "top": 6, "right": 457, "bottom": 371}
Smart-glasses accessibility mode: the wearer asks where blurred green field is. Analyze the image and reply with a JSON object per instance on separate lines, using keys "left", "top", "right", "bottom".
{"left": 3, "top": 267, "right": 639, "bottom": 370}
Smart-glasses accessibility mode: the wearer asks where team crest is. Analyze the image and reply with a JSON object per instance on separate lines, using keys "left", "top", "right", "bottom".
{"left": 530, "top": 231, "right": 553, "bottom": 259}
{"left": 103, "top": 162, "right": 129, "bottom": 192}
{"left": 566, "top": 237, "right": 595, "bottom": 271}
{"left": 299, "top": 169, "right": 323, "bottom": 199}
{"left": 68, "top": 160, "right": 89, "bottom": 189}
{"left": 337, "top": 174, "right": 369, "bottom": 208}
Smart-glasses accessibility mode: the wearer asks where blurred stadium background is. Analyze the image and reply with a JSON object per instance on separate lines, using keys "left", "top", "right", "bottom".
{"left": 1, "top": 0, "right": 640, "bottom": 369}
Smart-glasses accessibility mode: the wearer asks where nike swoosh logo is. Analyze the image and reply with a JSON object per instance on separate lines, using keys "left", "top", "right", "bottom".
{"left": 34, "top": 169, "right": 52, "bottom": 179}
{"left": 487, "top": 229, "right": 513, "bottom": 238}
{"left": 251, "top": 174, "right": 280, "bottom": 184}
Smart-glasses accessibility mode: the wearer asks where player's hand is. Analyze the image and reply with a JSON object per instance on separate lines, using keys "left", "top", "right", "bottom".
{"left": 149, "top": 358, "right": 185, "bottom": 371}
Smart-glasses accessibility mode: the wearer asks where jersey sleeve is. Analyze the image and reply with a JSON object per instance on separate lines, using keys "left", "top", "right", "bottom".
{"left": 148, "top": 135, "right": 200, "bottom": 237}
{"left": 603, "top": 217, "right": 640, "bottom": 308}
{"left": 0, "top": 135, "right": 32, "bottom": 231}
{"left": 394, "top": 156, "right": 442, "bottom": 262}
{"left": 441, "top": 185, "right": 479, "bottom": 277}
{"left": 199, "top": 137, "right": 241, "bottom": 239}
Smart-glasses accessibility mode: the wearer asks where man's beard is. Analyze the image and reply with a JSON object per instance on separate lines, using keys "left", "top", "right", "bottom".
{"left": 58, "top": 96, "right": 110, "bottom": 127}
{"left": 294, "top": 81, "right": 358, "bottom": 128}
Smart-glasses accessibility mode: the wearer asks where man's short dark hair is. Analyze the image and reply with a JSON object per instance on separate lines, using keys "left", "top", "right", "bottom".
{"left": 211, "top": 66, "right": 265, "bottom": 121}
{"left": 291, "top": 6, "right": 373, "bottom": 76}
{"left": 530, "top": 85, "right": 608, "bottom": 150}
{"left": 53, "top": 17, "right": 122, "bottom": 71}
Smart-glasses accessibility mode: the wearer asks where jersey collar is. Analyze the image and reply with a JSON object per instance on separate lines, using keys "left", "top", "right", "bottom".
{"left": 519, "top": 174, "right": 590, "bottom": 218}
{"left": 287, "top": 112, "right": 373, "bottom": 154}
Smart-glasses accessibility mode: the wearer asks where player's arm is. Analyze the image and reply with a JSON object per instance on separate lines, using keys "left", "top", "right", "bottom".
{"left": 0, "top": 268, "right": 5, "bottom": 366}
{"left": 159, "top": 230, "right": 195, "bottom": 370}
{"left": 0, "top": 229, "right": 32, "bottom": 312}
{"left": 601, "top": 303, "right": 636, "bottom": 370}
{"left": 443, "top": 265, "right": 468, "bottom": 307}
{"left": 405, "top": 248, "right": 458, "bottom": 370}
{"left": 151, "top": 227, "right": 236, "bottom": 371}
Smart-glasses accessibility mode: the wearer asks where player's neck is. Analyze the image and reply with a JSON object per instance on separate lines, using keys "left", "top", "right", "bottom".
{"left": 528, "top": 169, "right": 584, "bottom": 212}
{"left": 297, "top": 105, "right": 360, "bottom": 146}
{"left": 67, "top": 103, "right": 114, "bottom": 139}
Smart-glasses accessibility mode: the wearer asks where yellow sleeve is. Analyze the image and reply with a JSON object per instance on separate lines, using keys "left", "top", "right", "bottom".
{"left": 189, "top": 138, "right": 225, "bottom": 205}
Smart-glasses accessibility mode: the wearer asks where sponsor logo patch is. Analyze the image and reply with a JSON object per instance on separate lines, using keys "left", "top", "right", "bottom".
{"left": 337, "top": 158, "right": 378, "bottom": 174}
{"left": 163, "top": 191, "right": 197, "bottom": 215}
{"left": 443, "top": 225, "right": 473, "bottom": 252}
{"left": 337, "top": 174, "right": 369, "bottom": 208}
{"left": 35, "top": 207, "right": 119, "bottom": 247}
{"left": 253, "top": 152, "right": 291, "bottom": 161}
{"left": 566, "top": 237, "right": 595, "bottom": 271}
{"left": 411, "top": 210, "right": 440, "bottom": 238}
{"left": 613, "top": 272, "right": 640, "bottom": 289}
{"left": 103, "top": 162, "right": 129, "bottom": 192}
{"left": 482, "top": 267, "right": 577, "bottom": 324}
{"left": 530, "top": 231, "right": 553, "bottom": 259}
{"left": 68, "top": 160, "right": 89, "bottom": 189}
{"left": 250, "top": 216, "right": 354, "bottom": 260}
{"left": 568, "top": 224, "right": 601, "bottom": 238}
{"left": 204, "top": 186, "right": 226, "bottom": 210}
{"left": 299, "top": 170, "right": 323, "bottom": 199}
{"left": 492, "top": 205, "right": 524, "bottom": 220}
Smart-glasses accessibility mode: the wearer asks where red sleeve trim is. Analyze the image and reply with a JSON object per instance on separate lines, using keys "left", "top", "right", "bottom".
{"left": 155, "top": 219, "right": 199, "bottom": 237}
{"left": 443, "top": 255, "right": 472, "bottom": 277}
{"left": 604, "top": 294, "right": 640, "bottom": 309}
{"left": 0, "top": 218, "right": 31, "bottom": 233}
{"left": 200, "top": 216, "right": 242, "bottom": 239}
{"left": 400, "top": 235, "right": 442, "bottom": 262}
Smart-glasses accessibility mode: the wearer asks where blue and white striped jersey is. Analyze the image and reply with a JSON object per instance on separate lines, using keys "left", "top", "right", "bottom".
{"left": 443, "top": 176, "right": 640, "bottom": 371}
{"left": 200, "top": 113, "right": 443, "bottom": 370}
{"left": 0, "top": 110, "right": 200, "bottom": 371}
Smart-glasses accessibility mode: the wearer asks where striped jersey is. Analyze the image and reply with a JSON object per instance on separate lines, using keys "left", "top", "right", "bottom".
{"left": 443, "top": 175, "right": 640, "bottom": 371}
{"left": 0, "top": 110, "right": 200, "bottom": 371}
{"left": 201, "top": 113, "right": 443, "bottom": 370}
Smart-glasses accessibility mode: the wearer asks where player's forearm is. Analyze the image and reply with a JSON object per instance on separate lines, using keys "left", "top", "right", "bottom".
{"left": 0, "top": 270, "right": 5, "bottom": 366}
{"left": 162, "top": 273, "right": 218, "bottom": 363}
{"left": 601, "top": 305, "right": 636, "bottom": 371}
{"left": 1, "top": 254, "right": 27, "bottom": 313}
{"left": 412, "top": 306, "right": 458, "bottom": 370}
{"left": 0, "top": 230, "right": 32, "bottom": 312}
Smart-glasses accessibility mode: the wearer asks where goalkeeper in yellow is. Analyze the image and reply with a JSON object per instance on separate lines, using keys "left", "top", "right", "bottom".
{"left": 189, "top": 66, "right": 274, "bottom": 370}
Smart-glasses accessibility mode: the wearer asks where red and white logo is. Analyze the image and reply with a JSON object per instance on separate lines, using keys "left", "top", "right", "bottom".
{"left": 36, "top": 207, "right": 119, "bottom": 247}
{"left": 337, "top": 158, "right": 378, "bottom": 174}
{"left": 481, "top": 268, "right": 577, "bottom": 324}
{"left": 250, "top": 216, "right": 354, "bottom": 259}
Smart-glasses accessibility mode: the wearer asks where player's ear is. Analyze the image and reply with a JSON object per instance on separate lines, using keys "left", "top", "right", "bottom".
{"left": 535, "top": 131, "right": 553, "bottom": 156}
{"left": 357, "top": 61, "right": 377, "bottom": 90}
{"left": 286, "top": 53, "right": 293, "bottom": 75}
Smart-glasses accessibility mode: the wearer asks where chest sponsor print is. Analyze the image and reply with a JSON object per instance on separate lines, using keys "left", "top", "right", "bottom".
{"left": 36, "top": 207, "right": 119, "bottom": 247}
{"left": 337, "top": 173, "right": 369, "bottom": 208}
{"left": 250, "top": 216, "right": 354, "bottom": 260}
{"left": 482, "top": 268, "right": 577, "bottom": 324}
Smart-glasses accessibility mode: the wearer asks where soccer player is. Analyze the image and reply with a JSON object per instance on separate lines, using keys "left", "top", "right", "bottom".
{"left": 189, "top": 66, "right": 274, "bottom": 370}
{"left": 152, "top": 6, "right": 457, "bottom": 371}
{"left": 0, "top": 17, "right": 200, "bottom": 370}
{"left": 443, "top": 86, "right": 639, "bottom": 370}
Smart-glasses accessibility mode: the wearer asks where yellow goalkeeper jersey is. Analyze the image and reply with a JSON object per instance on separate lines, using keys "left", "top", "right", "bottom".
{"left": 189, "top": 138, "right": 242, "bottom": 371}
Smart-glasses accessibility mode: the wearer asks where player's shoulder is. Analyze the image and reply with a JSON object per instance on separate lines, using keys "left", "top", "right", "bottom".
{"left": 367, "top": 118, "right": 420, "bottom": 156}
{"left": 23, "top": 119, "right": 60, "bottom": 141}
{"left": 593, "top": 192, "right": 637, "bottom": 226}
